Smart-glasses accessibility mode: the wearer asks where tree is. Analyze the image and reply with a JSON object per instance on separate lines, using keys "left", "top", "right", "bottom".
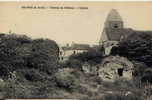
{"left": 27, "top": 39, "right": 59, "bottom": 74}
{"left": 0, "top": 34, "right": 32, "bottom": 78}
{"left": 0, "top": 34, "right": 59, "bottom": 78}
{"left": 68, "top": 46, "right": 104, "bottom": 68}
{"left": 111, "top": 31, "right": 152, "bottom": 67}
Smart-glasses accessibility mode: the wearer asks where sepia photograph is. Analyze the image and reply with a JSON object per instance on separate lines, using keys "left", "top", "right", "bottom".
{"left": 0, "top": 1, "right": 152, "bottom": 100}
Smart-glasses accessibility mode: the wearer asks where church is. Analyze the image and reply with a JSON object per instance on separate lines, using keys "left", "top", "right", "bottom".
{"left": 99, "top": 9, "right": 134, "bottom": 55}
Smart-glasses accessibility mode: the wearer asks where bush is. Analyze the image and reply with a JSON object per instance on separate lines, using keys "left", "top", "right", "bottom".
{"left": 0, "top": 34, "right": 59, "bottom": 78}
{"left": 4, "top": 68, "right": 56, "bottom": 99}
{"left": 141, "top": 68, "right": 152, "bottom": 83}
{"left": 54, "top": 68, "right": 78, "bottom": 92}
{"left": 65, "top": 59, "right": 83, "bottom": 69}
{"left": 132, "top": 61, "right": 148, "bottom": 77}
{"left": 0, "top": 33, "right": 60, "bottom": 99}
{"left": 68, "top": 46, "right": 104, "bottom": 68}
{"left": 27, "top": 39, "right": 59, "bottom": 74}
{"left": 0, "top": 34, "right": 32, "bottom": 78}
{"left": 4, "top": 79, "right": 49, "bottom": 99}
{"left": 111, "top": 31, "right": 152, "bottom": 67}
{"left": 16, "top": 68, "right": 47, "bottom": 82}
{"left": 102, "top": 93, "right": 144, "bottom": 100}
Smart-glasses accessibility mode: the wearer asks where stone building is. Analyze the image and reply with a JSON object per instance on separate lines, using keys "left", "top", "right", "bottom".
{"left": 99, "top": 9, "right": 133, "bottom": 55}
{"left": 59, "top": 43, "right": 90, "bottom": 61}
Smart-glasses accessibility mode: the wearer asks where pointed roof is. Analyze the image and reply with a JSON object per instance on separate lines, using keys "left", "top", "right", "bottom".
{"left": 106, "top": 9, "right": 123, "bottom": 22}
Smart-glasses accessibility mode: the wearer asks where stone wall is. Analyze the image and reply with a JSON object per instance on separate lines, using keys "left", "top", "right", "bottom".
{"left": 98, "top": 56, "right": 133, "bottom": 82}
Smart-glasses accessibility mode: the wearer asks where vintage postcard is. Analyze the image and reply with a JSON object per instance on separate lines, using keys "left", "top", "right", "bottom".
{"left": 0, "top": 1, "right": 152, "bottom": 100}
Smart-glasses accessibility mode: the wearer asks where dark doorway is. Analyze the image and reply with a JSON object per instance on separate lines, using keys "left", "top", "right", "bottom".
{"left": 118, "top": 68, "right": 124, "bottom": 76}
{"left": 73, "top": 51, "right": 76, "bottom": 54}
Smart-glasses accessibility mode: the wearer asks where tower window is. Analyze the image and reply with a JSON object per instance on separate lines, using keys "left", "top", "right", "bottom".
{"left": 114, "top": 24, "right": 118, "bottom": 28}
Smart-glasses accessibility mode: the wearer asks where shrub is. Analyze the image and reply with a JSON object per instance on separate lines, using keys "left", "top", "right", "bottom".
{"left": 111, "top": 31, "right": 152, "bottom": 67}
{"left": 132, "top": 61, "right": 148, "bottom": 77}
{"left": 0, "top": 34, "right": 32, "bottom": 78}
{"left": 16, "top": 68, "right": 47, "bottom": 82}
{"left": 65, "top": 59, "right": 83, "bottom": 69}
{"left": 0, "top": 34, "right": 59, "bottom": 78}
{"left": 102, "top": 93, "right": 144, "bottom": 100}
{"left": 4, "top": 79, "right": 49, "bottom": 99}
{"left": 68, "top": 46, "right": 104, "bottom": 68}
{"left": 54, "top": 68, "right": 78, "bottom": 92}
{"left": 141, "top": 68, "right": 152, "bottom": 83}
{"left": 4, "top": 68, "right": 56, "bottom": 99}
{"left": 27, "top": 39, "right": 59, "bottom": 74}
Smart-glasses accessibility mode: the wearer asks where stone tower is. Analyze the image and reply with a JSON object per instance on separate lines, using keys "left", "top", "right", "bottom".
{"left": 99, "top": 9, "right": 124, "bottom": 45}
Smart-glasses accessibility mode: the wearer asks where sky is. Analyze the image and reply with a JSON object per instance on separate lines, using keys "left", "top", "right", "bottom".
{"left": 0, "top": 2, "right": 152, "bottom": 45}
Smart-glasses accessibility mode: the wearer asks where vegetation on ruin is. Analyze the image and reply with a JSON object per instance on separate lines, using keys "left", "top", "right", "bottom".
{"left": 111, "top": 31, "right": 152, "bottom": 84}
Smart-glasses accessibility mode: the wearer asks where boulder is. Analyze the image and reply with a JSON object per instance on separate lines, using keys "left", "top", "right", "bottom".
{"left": 98, "top": 56, "right": 133, "bottom": 82}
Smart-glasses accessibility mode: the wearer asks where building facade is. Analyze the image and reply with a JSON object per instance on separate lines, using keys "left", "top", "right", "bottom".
{"left": 59, "top": 43, "right": 90, "bottom": 61}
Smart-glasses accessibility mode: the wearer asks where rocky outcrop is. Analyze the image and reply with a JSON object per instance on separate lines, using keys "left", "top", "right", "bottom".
{"left": 82, "top": 62, "right": 98, "bottom": 75}
{"left": 98, "top": 56, "right": 133, "bottom": 82}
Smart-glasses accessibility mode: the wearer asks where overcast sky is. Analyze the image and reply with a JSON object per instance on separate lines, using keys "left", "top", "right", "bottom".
{"left": 0, "top": 2, "right": 152, "bottom": 45}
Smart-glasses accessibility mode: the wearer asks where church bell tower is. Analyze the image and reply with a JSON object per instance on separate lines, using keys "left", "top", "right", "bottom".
{"left": 105, "top": 9, "right": 123, "bottom": 29}
{"left": 99, "top": 9, "right": 124, "bottom": 45}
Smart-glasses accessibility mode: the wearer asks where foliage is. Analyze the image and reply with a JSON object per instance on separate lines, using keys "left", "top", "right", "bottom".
{"left": 0, "top": 33, "right": 148, "bottom": 99}
{"left": 65, "top": 59, "right": 83, "bottom": 69}
{"left": 4, "top": 79, "right": 50, "bottom": 98}
{"left": 69, "top": 46, "right": 104, "bottom": 66}
{"left": 54, "top": 68, "right": 78, "bottom": 92}
{"left": 3, "top": 68, "right": 57, "bottom": 99}
{"left": 141, "top": 68, "right": 152, "bottom": 83}
{"left": 0, "top": 33, "right": 59, "bottom": 79}
{"left": 0, "top": 34, "right": 32, "bottom": 78}
{"left": 111, "top": 31, "right": 152, "bottom": 67}
{"left": 111, "top": 31, "right": 152, "bottom": 84}
{"left": 102, "top": 93, "right": 144, "bottom": 100}
{"left": 27, "top": 39, "right": 59, "bottom": 73}
{"left": 132, "top": 61, "right": 148, "bottom": 77}
{"left": 16, "top": 68, "right": 47, "bottom": 82}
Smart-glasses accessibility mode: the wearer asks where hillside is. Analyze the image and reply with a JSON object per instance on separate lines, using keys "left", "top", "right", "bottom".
{"left": 0, "top": 33, "right": 149, "bottom": 100}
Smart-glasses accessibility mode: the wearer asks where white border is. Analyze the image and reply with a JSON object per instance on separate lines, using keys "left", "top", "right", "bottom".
{"left": 0, "top": 0, "right": 152, "bottom": 2}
